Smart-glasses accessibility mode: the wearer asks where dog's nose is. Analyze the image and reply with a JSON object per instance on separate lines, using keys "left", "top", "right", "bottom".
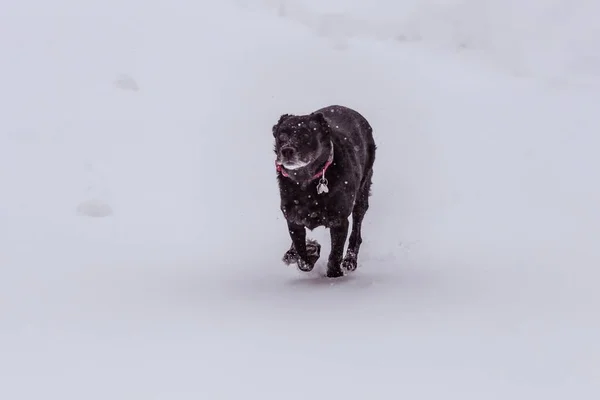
{"left": 281, "top": 147, "right": 295, "bottom": 159}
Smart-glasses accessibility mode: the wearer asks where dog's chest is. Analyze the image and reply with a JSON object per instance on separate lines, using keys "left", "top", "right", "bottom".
{"left": 281, "top": 193, "right": 333, "bottom": 230}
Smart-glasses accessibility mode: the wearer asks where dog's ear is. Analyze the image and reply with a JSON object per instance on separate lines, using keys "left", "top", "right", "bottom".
{"left": 272, "top": 114, "right": 291, "bottom": 136}
{"left": 310, "top": 112, "right": 330, "bottom": 135}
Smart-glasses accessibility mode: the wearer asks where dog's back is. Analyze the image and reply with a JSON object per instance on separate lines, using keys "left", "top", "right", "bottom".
{"left": 316, "top": 105, "right": 376, "bottom": 189}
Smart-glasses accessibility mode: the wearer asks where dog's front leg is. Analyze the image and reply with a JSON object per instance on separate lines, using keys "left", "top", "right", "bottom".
{"left": 284, "top": 222, "right": 318, "bottom": 271}
{"left": 326, "top": 218, "right": 349, "bottom": 278}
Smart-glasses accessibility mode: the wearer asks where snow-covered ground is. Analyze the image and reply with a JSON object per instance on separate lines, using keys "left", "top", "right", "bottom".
{"left": 1, "top": 1, "right": 599, "bottom": 398}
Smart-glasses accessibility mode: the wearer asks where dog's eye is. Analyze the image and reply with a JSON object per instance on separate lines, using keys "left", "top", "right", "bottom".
{"left": 279, "top": 133, "right": 289, "bottom": 141}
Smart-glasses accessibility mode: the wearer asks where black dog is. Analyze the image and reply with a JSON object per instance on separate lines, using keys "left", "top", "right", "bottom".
{"left": 273, "top": 105, "right": 376, "bottom": 278}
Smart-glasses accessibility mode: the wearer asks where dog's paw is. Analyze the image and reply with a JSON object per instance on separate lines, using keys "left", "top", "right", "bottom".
{"left": 326, "top": 258, "right": 345, "bottom": 278}
{"left": 282, "top": 247, "right": 299, "bottom": 265}
{"left": 305, "top": 239, "right": 321, "bottom": 265}
{"left": 282, "top": 249, "right": 314, "bottom": 272}
{"left": 326, "top": 266, "right": 344, "bottom": 278}
{"left": 282, "top": 239, "right": 321, "bottom": 272}
{"left": 296, "top": 258, "right": 315, "bottom": 272}
{"left": 341, "top": 250, "right": 358, "bottom": 272}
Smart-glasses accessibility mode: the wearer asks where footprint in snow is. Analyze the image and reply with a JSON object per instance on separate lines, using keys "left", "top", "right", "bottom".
{"left": 114, "top": 74, "right": 139, "bottom": 91}
{"left": 76, "top": 199, "right": 113, "bottom": 218}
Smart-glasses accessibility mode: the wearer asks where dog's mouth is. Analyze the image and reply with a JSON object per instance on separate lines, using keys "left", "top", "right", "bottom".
{"left": 276, "top": 152, "right": 312, "bottom": 170}
{"left": 280, "top": 159, "right": 310, "bottom": 170}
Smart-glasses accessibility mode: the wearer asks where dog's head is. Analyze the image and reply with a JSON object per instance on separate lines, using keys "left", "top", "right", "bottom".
{"left": 273, "top": 112, "right": 330, "bottom": 170}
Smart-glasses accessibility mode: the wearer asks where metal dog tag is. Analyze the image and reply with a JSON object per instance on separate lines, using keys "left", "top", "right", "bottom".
{"left": 317, "top": 178, "right": 329, "bottom": 194}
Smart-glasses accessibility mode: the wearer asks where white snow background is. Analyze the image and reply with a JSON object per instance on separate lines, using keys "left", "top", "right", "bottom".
{"left": 1, "top": 0, "right": 599, "bottom": 398}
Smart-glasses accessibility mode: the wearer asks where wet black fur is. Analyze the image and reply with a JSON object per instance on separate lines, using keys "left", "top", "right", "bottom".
{"left": 273, "top": 105, "right": 376, "bottom": 278}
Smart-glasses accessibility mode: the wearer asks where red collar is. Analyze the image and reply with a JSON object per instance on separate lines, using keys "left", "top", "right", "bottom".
{"left": 276, "top": 144, "right": 334, "bottom": 181}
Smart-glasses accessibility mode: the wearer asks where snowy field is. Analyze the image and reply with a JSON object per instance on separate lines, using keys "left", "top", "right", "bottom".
{"left": 1, "top": 0, "right": 599, "bottom": 398}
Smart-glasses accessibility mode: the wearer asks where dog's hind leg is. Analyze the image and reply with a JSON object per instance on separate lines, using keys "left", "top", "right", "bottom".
{"left": 342, "top": 170, "right": 373, "bottom": 272}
